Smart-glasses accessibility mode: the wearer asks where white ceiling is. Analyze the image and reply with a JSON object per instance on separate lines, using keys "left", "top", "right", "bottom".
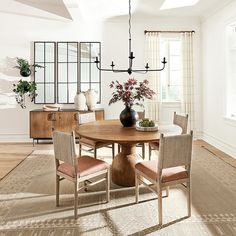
{"left": 0, "top": 0, "right": 234, "bottom": 21}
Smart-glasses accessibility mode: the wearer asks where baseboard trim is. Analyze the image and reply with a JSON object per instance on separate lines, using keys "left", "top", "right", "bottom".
{"left": 0, "top": 134, "right": 31, "bottom": 143}
{"left": 202, "top": 132, "right": 236, "bottom": 159}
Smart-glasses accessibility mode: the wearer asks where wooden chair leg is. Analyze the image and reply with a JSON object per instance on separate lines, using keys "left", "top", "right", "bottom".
{"left": 79, "top": 144, "right": 82, "bottom": 157}
{"left": 106, "top": 169, "right": 110, "bottom": 202}
{"left": 142, "top": 143, "right": 145, "bottom": 160}
{"left": 149, "top": 144, "right": 152, "bottom": 160}
{"left": 74, "top": 181, "right": 78, "bottom": 219}
{"left": 112, "top": 143, "right": 115, "bottom": 160}
{"left": 56, "top": 174, "right": 60, "bottom": 206}
{"left": 166, "top": 186, "right": 169, "bottom": 197}
{"left": 187, "top": 180, "right": 191, "bottom": 217}
{"left": 158, "top": 184, "right": 163, "bottom": 225}
{"left": 135, "top": 172, "right": 139, "bottom": 203}
{"left": 94, "top": 148, "right": 97, "bottom": 159}
{"left": 118, "top": 144, "right": 121, "bottom": 153}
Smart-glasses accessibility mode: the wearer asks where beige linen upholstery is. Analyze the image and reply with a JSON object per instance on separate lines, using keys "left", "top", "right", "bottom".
{"left": 149, "top": 112, "right": 189, "bottom": 160}
{"left": 53, "top": 131, "right": 110, "bottom": 219}
{"left": 135, "top": 131, "right": 193, "bottom": 225}
{"left": 78, "top": 112, "right": 115, "bottom": 159}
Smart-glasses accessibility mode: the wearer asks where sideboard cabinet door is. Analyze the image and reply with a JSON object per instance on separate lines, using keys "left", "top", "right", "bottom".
{"left": 30, "top": 111, "right": 53, "bottom": 138}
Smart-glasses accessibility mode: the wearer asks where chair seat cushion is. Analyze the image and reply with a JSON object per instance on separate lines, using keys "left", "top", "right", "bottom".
{"left": 135, "top": 160, "right": 188, "bottom": 183}
{"left": 80, "top": 137, "right": 112, "bottom": 148}
{"left": 57, "top": 155, "right": 109, "bottom": 178}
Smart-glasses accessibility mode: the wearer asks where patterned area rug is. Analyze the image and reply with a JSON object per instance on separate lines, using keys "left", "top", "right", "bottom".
{"left": 0, "top": 146, "right": 236, "bottom": 236}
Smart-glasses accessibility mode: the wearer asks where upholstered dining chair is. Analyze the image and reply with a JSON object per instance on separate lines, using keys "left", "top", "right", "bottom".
{"left": 78, "top": 112, "right": 115, "bottom": 159}
{"left": 52, "top": 131, "right": 110, "bottom": 219}
{"left": 148, "top": 112, "right": 189, "bottom": 160}
{"left": 135, "top": 131, "right": 193, "bottom": 225}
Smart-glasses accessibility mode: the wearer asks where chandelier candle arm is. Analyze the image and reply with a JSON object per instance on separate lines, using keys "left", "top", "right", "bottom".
{"left": 94, "top": 0, "right": 167, "bottom": 75}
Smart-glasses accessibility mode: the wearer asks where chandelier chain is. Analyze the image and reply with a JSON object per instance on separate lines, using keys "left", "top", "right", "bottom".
{"left": 94, "top": 0, "right": 167, "bottom": 74}
{"left": 129, "top": 0, "right": 131, "bottom": 41}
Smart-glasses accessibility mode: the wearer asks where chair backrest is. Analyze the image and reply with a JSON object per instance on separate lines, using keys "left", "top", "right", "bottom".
{"left": 78, "top": 112, "right": 96, "bottom": 125}
{"left": 52, "top": 131, "right": 76, "bottom": 166}
{"left": 173, "top": 112, "right": 188, "bottom": 134}
{"left": 158, "top": 131, "right": 193, "bottom": 170}
{"left": 137, "top": 110, "right": 145, "bottom": 120}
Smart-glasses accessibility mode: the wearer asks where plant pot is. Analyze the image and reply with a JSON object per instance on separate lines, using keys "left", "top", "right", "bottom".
{"left": 20, "top": 68, "right": 31, "bottom": 77}
{"left": 120, "top": 106, "right": 139, "bottom": 127}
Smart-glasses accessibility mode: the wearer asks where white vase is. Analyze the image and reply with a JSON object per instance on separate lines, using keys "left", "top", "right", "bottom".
{"left": 74, "top": 92, "right": 87, "bottom": 111}
{"left": 85, "top": 89, "right": 98, "bottom": 111}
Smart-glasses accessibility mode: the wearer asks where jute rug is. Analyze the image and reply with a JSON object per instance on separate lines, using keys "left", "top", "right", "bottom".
{"left": 0, "top": 145, "right": 236, "bottom": 236}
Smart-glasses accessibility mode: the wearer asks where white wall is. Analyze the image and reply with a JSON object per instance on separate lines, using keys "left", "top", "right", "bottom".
{"left": 201, "top": 1, "right": 236, "bottom": 158}
{"left": 0, "top": 11, "right": 201, "bottom": 142}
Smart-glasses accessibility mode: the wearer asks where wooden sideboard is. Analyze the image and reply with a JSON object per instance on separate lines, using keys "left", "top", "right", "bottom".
{"left": 30, "top": 109, "right": 104, "bottom": 144}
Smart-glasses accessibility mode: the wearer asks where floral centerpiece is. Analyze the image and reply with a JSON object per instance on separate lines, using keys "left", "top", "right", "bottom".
{"left": 109, "top": 78, "right": 155, "bottom": 127}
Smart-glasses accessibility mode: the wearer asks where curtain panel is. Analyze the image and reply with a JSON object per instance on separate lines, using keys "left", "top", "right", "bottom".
{"left": 145, "top": 32, "right": 161, "bottom": 121}
{"left": 181, "top": 32, "right": 195, "bottom": 132}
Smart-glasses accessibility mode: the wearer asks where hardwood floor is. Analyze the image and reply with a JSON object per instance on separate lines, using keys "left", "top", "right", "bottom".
{"left": 194, "top": 140, "right": 236, "bottom": 168}
{"left": 0, "top": 140, "right": 235, "bottom": 181}
{"left": 0, "top": 142, "right": 53, "bottom": 180}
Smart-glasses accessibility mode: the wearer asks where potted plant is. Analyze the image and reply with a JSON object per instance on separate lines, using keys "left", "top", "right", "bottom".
{"left": 15, "top": 57, "right": 43, "bottom": 77}
{"left": 13, "top": 80, "right": 37, "bottom": 108}
{"left": 109, "top": 78, "right": 155, "bottom": 127}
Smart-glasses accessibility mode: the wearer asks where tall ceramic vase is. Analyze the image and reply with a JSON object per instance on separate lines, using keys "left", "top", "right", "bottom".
{"left": 120, "top": 106, "right": 139, "bottom": 127}
{"left": 85, "top": 89, "right": 98, "bottom": 111}
{"left": 74, "top": 92, "right": 87, "bottom": 111}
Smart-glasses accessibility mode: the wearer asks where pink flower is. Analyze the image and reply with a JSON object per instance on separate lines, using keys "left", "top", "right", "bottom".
{"left": 108, "top": 78, "right": 155, "bottom": 107}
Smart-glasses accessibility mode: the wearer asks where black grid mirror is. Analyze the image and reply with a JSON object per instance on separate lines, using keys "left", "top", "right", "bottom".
{"left": 34, "top": 42, "right": 56, "bottom": 104}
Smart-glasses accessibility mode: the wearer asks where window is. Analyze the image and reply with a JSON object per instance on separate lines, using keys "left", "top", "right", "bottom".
{"left": 160, "top": 36, "right": 182, "bottom": 102}
{"left": 226, "top": 23, "right": 236, "bottom": 119}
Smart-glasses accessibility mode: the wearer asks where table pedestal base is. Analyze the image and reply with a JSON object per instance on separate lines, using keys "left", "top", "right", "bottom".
{"left": 112, "top": 144, "right": 141, "bottom": 187}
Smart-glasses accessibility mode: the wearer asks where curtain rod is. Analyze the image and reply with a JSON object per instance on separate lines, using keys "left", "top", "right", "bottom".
{"left": 144, "top": 30, "right": 195, "bottom": 34}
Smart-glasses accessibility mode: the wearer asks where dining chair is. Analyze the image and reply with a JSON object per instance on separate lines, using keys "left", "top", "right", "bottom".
{"left": 53, "top": 130, "right": 110, "bottom": 219}
{"left": 148, "top": 112, "right": 189, "bottom": 160}
{"left": 135, "top": 131, "right": 193, "bottom": 225}
{"left": 78, "top": 112, "right": 115, "bottom": 159}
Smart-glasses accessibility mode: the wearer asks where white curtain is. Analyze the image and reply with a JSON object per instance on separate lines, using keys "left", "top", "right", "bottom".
{"left": 145, "top": 32, "right": 161, "bottom": 121}
{"left": 181, "top": 32, "right": 195, "bottom": 132}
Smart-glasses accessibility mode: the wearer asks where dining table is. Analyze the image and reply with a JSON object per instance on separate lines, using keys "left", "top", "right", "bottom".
{"left": 75, "top": 119, "right": 182, "bottom": 187}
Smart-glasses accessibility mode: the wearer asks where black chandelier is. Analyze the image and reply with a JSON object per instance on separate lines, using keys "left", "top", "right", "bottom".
{"left": 94, "top": 0, "right": 167, "bottom": 75}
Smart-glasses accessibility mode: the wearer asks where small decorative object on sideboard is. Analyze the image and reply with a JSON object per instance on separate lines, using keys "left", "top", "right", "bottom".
{"left": 74, "top": 92, "right": 87, "bottom": 111}
{"left": 109, "top": 78, "right": 156, "bottom": 127}
{"left": 85, "top": 89, "right": 98, "bottom": 111}
{"left": 136, "top": 118, "right": 158, "bottom": 132}
{"left": 13, "top": 80, "right": 37, "bottom": 109}
{"left": 43, "top": 104, "right": 61, "bottom": 111}
{"left": 14, "top": 57, "right": 43, "bottom": 77}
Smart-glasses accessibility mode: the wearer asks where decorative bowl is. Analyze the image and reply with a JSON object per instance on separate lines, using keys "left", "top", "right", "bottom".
{"left": 135, "top": 121, "right": 158, "bottom": 132}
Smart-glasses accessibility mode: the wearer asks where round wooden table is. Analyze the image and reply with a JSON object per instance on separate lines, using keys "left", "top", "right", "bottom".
{"left": 75, "top": 119, "right": 181, "bottom": 187}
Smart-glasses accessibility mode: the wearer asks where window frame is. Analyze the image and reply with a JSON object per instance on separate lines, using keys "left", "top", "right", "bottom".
{"left": 159, "top": 35, "right": 182, "bottom": 103}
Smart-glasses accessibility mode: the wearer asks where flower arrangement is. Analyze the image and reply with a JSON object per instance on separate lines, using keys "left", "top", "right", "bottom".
{"left": 109, "top": 78, "right": 155, "bottom": 107}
